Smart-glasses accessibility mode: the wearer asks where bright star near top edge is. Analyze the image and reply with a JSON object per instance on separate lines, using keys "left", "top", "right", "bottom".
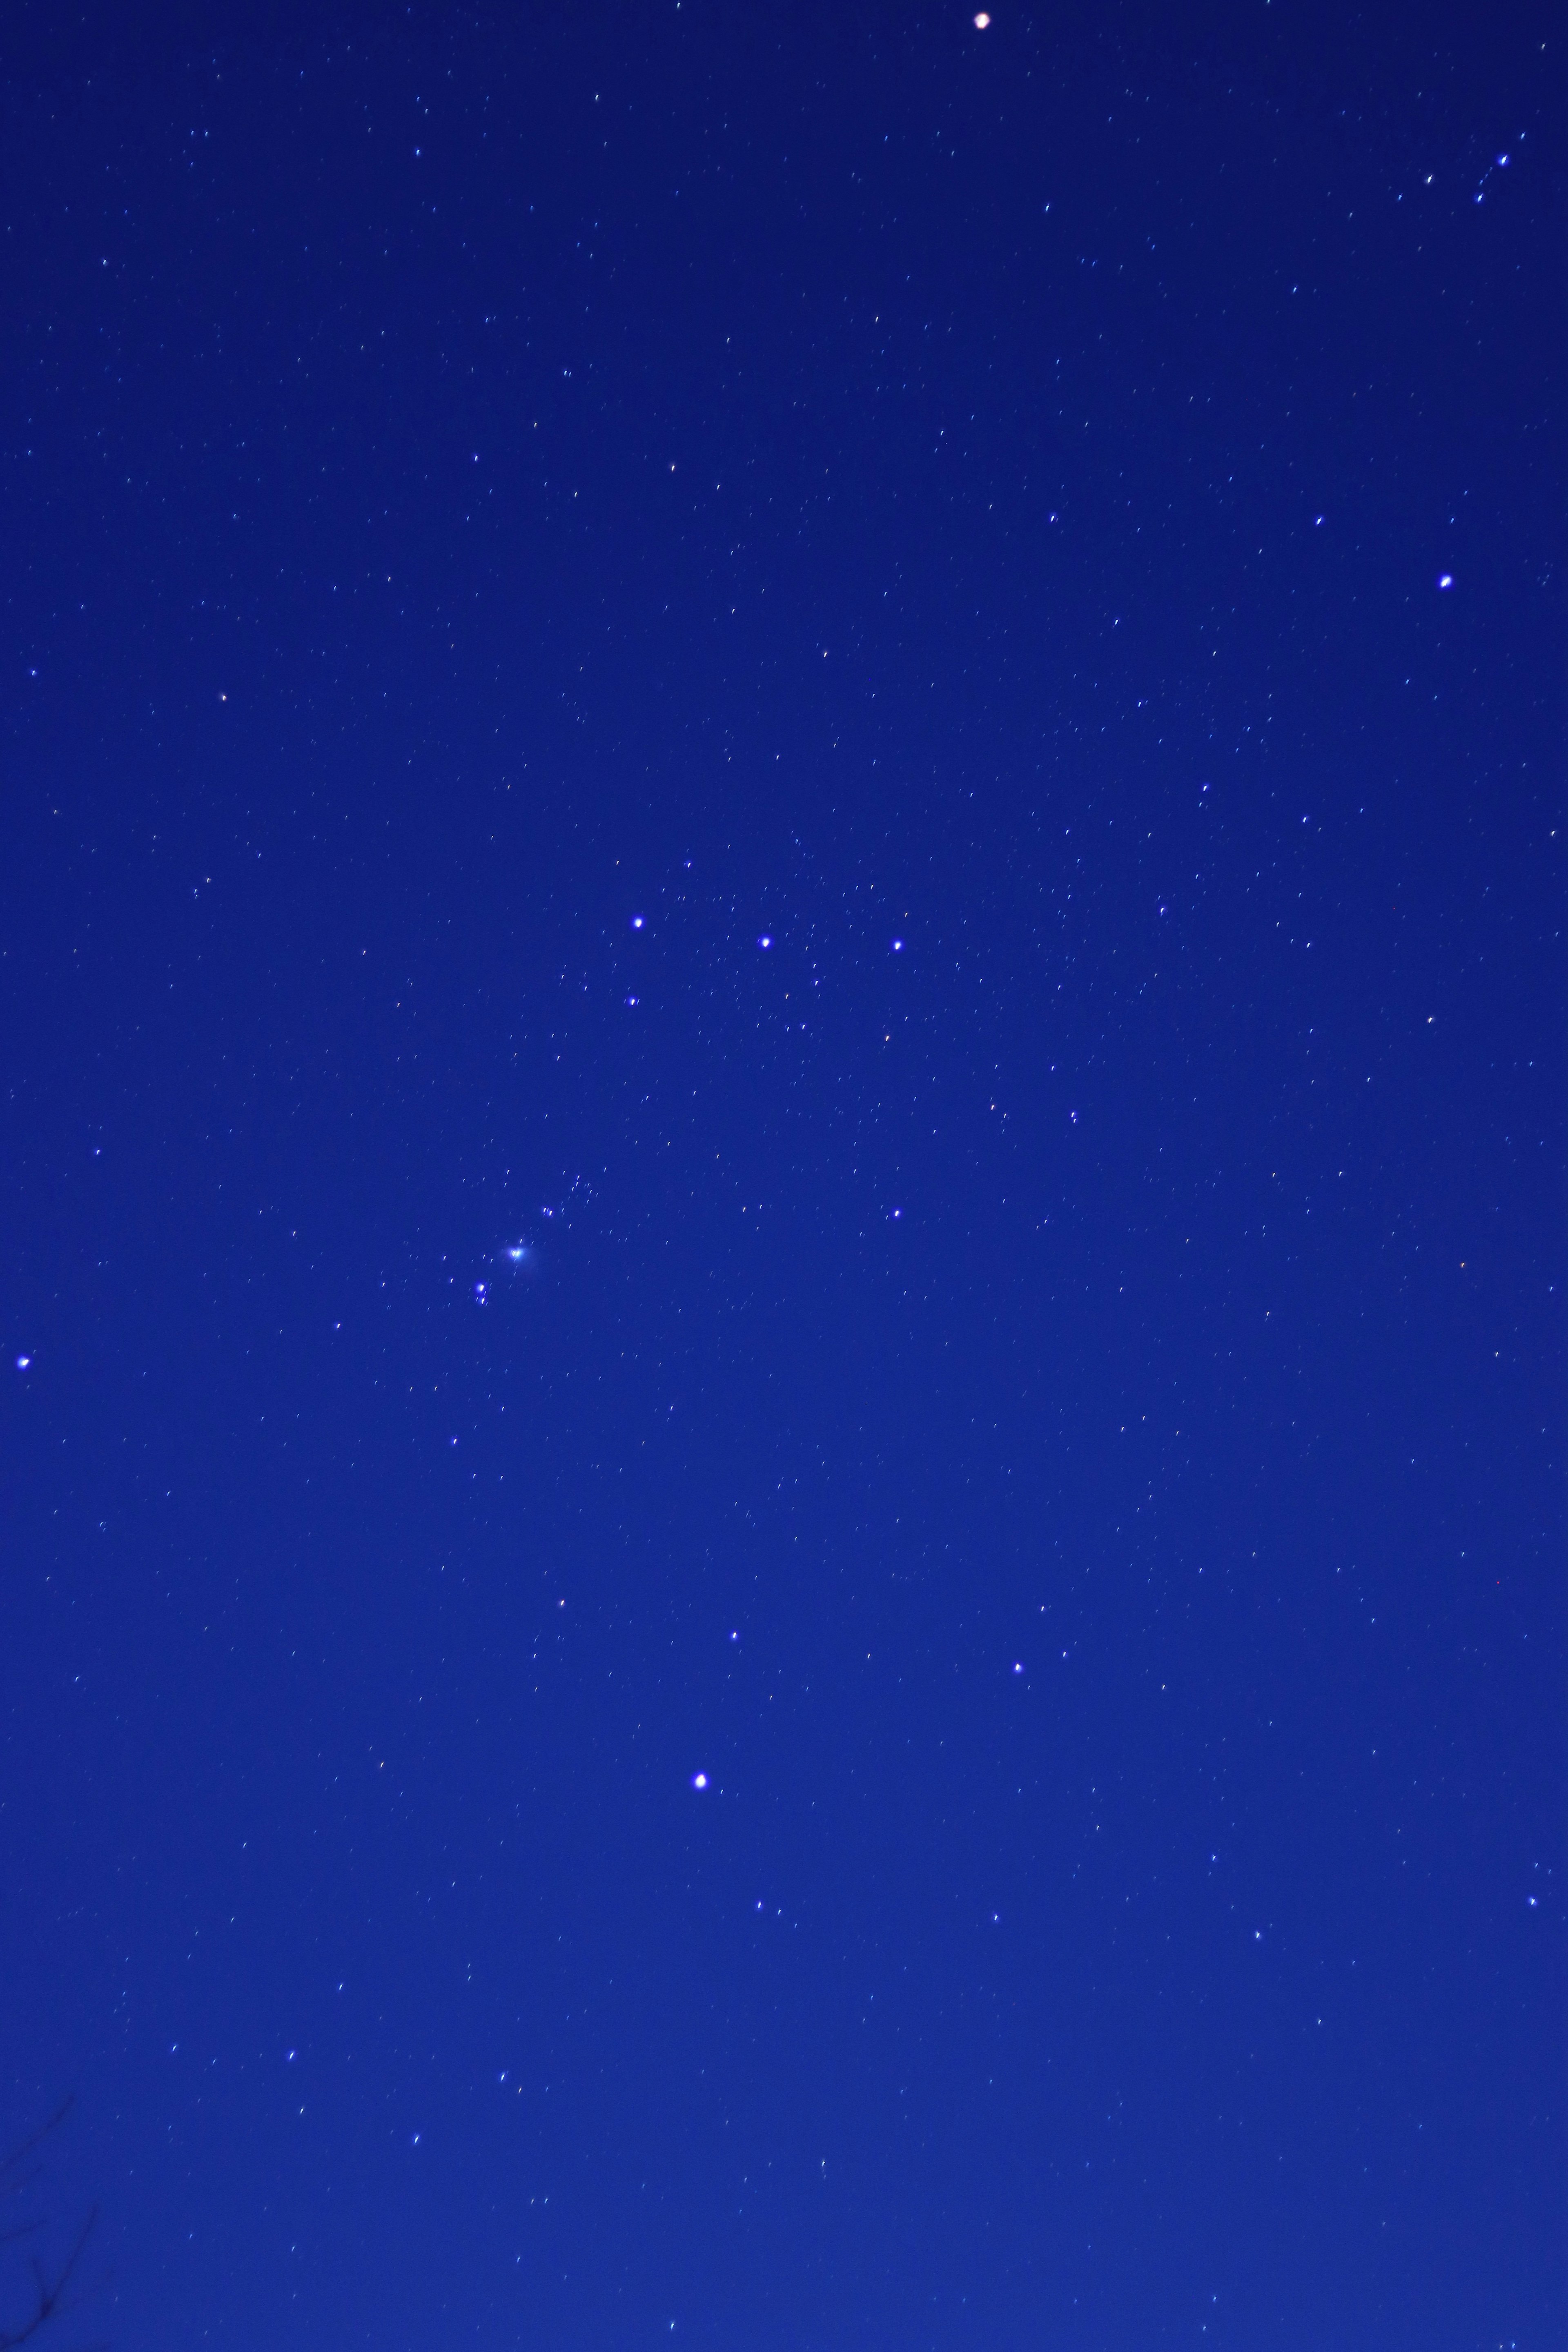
{"left": 974, "top": 11, "right": 991, "bottom": 24}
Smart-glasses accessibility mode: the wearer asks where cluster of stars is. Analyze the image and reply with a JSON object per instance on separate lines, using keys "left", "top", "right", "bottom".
{"left": 1473, "top": 150, "right": 1511, "bottom": 204}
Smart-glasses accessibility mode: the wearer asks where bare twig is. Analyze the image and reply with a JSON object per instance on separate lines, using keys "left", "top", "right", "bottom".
{"left": 0, "top": 2103, "right": 104, "bottom": 2348}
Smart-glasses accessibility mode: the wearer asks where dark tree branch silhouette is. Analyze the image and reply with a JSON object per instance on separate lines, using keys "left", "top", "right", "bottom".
{"left": 0, "top": 2102, "right": 102, "bottom": 2349}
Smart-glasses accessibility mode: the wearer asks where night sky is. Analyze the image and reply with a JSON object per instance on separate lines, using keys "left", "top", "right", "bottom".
{"left": 2, "top": 2, "right": 1561, "bottom": 2345}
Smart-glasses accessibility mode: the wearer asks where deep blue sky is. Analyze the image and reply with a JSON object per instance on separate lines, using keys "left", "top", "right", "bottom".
{"left": 2, "top": 2, "right": 1561, "bottom": 2345}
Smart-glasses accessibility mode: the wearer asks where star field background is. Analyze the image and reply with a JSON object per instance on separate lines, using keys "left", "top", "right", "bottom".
{"left": 1, "top": 1, "right": 1562, "bottom": 2344}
